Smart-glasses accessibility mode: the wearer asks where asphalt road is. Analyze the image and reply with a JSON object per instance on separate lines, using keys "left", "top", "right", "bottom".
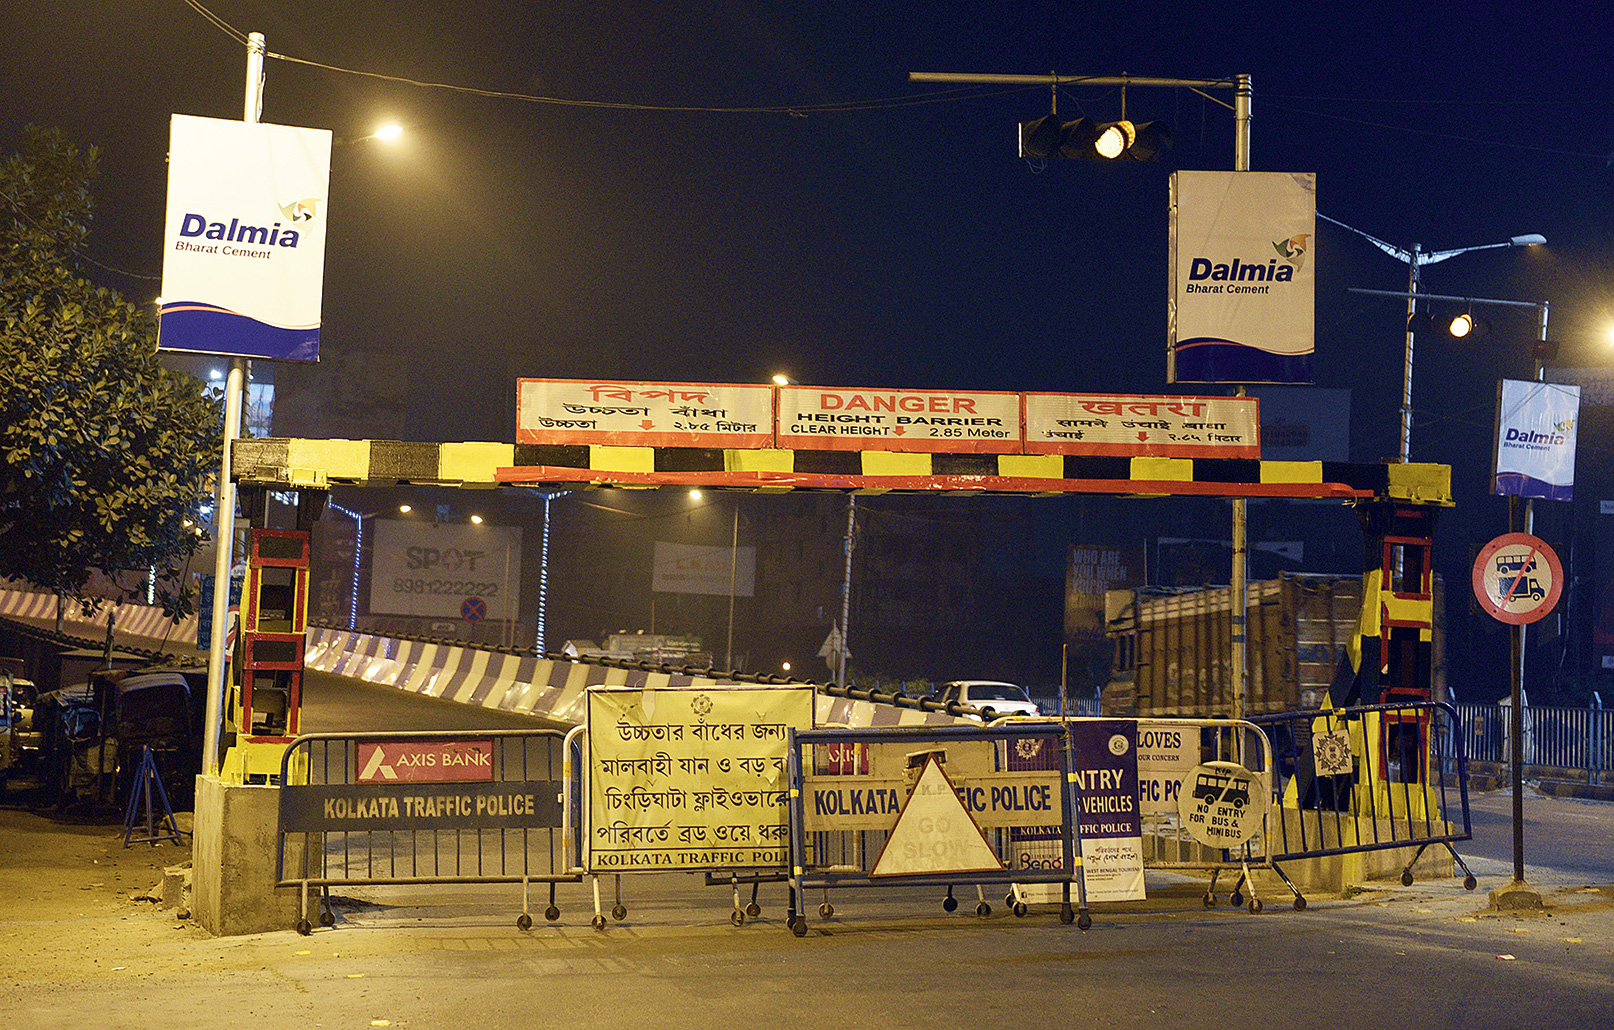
{"left": 299, "top": 666, "right": 562, "bottom": 735}
{"left": 1462, "top": 789, "right": 1614, "bottom": 885}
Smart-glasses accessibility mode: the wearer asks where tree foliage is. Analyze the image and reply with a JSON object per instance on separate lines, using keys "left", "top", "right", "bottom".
{"left": 0, "top": 126, "right": 221, "bottom": 616}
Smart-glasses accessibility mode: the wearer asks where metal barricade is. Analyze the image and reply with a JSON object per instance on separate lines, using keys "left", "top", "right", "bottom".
{"left": 1129, "top": 717, "right": 1276, "bottom": 912}
{"left": 276, "top": 729, "right": 580, "bottom": 934}
{"left": 1252, "top": 701, "right": 1476, "bottom": 907}
{"left": 785, "top": 723, "right": 1090, "bottom": 935}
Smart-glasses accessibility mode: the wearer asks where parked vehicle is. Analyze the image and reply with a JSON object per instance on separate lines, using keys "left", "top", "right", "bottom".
{"left": 934, "top": 680, "right": 1041, "bottom": 721}
{"left": 34, "top": 665, "right": 206, "bottom": 806}
{"left": 1, "top": 657, "right": 41, "bottom": 789}
{"left": 1101, "top": 572, "right": 1445, "bottom": 719}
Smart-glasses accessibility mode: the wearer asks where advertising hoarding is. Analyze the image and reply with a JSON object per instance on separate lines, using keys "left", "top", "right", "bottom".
{"left": 368, "top": 519, "right": 521, "bottom": 621}
{"left": 1169, "top": 171, "right": 1316, "bottom": 384}
{"left": 158, "top": 114, "right": 332, "bottom": 361}
{"left": 652, "top": 541, "right": 755, "bottom": 597}
{"left": 1493, "top": 379, "right": 1580, "bottom": 501}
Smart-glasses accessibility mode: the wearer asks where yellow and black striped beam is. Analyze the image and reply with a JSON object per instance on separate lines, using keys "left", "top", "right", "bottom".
{"left": 230, "top": 438, "right": 1453, "bottom": 504}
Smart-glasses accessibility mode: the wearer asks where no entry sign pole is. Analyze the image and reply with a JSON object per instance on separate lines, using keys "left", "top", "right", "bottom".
{"left": 1472, "top": 524, "right": 1562, "bottom": 902}
{"left": 1509, "top": 500, "right": 1525, "bottom": 885}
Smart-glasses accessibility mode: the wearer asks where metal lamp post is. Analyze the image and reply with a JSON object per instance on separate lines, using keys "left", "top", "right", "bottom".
{"left": 1348, "top": 282, "right": 1553, "bottom": 901}
{"left": 1317, "top": 214, "right": 1544, "bottom": 463}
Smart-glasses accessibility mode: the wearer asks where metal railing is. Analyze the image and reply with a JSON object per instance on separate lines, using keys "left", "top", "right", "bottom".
{"left": 1451, "top": 702, "right": 1612, "bottom": 784}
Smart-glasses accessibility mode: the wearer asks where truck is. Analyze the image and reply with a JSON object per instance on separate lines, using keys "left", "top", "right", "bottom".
{"left": 1101, "top": 572, "right": 1445, "bottom": 719}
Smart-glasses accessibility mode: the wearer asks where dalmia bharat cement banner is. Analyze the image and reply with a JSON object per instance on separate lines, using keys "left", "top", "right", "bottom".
{"left": 158, "top": 114, "right": 332, "bottom": 361}
{"left": 1168, "top": 170, "right": 1316, "bottom": 384}
{"left": 1494, "top": 379, "right": 1580, "bottom": 502}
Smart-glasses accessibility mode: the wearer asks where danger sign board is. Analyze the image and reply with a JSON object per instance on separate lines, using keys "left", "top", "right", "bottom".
{"left": 516, "top": 378, "right": 775, "bottom": 449}
{"left": 1472, "top": 532, "right": 1563, "bottom": 625}
{"left": 1024, "top": 393, "right": 1260, "bottom": 458}
{"left": 776, "top": 385, "right": 1021, "bottom": 453}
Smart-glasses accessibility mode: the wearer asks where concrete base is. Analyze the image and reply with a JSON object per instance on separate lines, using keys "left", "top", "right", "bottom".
{"left": 1490, "top": 879, "right": 1545, "bottom": 910}
{"left": 192, "top": 775, "right": 308, "bottom": 936}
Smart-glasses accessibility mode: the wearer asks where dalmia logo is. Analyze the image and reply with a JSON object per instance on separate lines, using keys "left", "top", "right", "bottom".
{"left": 1188, "top": 231, "right": 1313, "bottom": 284}
{"left": 1272, "top": 232, "right": 1312, "bottom": 270}
{"left": 279, "top": 198, "right": 320, "bottom": 222}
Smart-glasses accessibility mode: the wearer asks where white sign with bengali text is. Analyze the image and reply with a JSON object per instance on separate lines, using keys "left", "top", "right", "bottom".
{"left": 1025, "top": 393, "right": 1260, "bottom": 458}
{"left": 516, "top": 379, "right": 775, "bottom": 448}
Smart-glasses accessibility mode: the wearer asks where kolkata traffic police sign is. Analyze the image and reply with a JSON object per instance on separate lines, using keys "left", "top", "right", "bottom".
{"left": 1472, "top": 532, "right": 1562, "bottom": 625}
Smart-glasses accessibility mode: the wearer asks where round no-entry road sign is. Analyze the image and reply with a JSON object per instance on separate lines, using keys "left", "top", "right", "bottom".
{"left": 1472, "top": 533, "right": 1562, "bottom": 625}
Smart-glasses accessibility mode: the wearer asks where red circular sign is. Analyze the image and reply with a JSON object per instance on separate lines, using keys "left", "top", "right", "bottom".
{"left": 461, "top": 596, "right": 487, "bottom": 623}
{"left": 1471, "top": 533, "right": 1562, "bottom": 625}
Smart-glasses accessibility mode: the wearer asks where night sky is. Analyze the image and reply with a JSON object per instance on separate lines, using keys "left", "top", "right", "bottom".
{"left": 4, "top": 2, "right": 1613, "bottom": 695}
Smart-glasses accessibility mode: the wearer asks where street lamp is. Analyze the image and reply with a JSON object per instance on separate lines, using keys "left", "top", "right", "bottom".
{"left": 1318, "top": 213, "right": 1544, "bottom": 462}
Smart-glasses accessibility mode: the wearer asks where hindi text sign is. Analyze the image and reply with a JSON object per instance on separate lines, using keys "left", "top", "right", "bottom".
{"left": 1025, "top": 393, "right": 1259, "bottom": 458}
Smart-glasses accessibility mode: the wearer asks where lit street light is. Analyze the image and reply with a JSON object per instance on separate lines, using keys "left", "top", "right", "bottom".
{"left": 1318, "top": 213, "right": 1544, "bottom": 462}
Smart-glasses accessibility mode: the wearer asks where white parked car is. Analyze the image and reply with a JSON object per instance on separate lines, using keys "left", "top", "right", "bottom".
{"left": 935, "top": 680, "right": 1040, "bottom": 720}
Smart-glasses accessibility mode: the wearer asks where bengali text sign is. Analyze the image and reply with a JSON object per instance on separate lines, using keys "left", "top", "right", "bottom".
{"left": 517, "top": 378, "right": 775, "bottom": 448}
{"left": 587, "top": 686, "right": 814, "bottom": 871}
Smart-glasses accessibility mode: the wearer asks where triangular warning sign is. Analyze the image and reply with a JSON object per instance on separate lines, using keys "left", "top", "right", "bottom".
{"left": 870, "top": 756, "right": 1005, "bottom": 878}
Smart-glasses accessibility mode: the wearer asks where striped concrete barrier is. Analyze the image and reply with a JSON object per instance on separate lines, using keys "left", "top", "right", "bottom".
{"left": 2, "top": 585, "right": 965, "bottom": 730}
{"left": 303, "top": 626, "right": 962, "bottom": 730}
{"left": 0, "top": 585, "right": 199, "bottom": 647}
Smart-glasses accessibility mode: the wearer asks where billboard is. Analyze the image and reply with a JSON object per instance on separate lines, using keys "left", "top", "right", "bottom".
{"left": 158, "top": 114, "right": 332, "bottom": 361}
{"left": 1064, "top": 544, "right": 1146, "bottom": 642}
{"left": 368, "top": 519, "right": 522, "bottom": 621}
{"left": 1493, "top": 379, "right": 1580, "bottom": 501}
{"left": 1168, "top": 171, "right": 1316, "bottom": 384}
{"left": 652, "top": 542, "right": 755, "bottom": 597}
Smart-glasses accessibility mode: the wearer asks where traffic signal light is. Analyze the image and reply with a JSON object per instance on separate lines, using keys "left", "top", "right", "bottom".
{"left": 1018, "top": 115, "right": 1172, "bottom": 161}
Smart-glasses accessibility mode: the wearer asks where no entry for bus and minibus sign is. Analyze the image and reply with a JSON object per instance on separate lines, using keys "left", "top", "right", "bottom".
{"left": 1472, "top": 532, "right": 1563, "bottom": 625}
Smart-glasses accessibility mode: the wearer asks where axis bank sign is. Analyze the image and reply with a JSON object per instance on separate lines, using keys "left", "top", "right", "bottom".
{"left": 356, "top": 740, "right": 495, "bottom": 783}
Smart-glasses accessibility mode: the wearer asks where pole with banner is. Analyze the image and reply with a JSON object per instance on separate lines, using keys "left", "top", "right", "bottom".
{"left": 198, "top": 33, "right": 262, "bottom": 777}
{"left": 166, "top": 33, "right": 334, "bottom": 776}
{"left": 1486, "top": 373, "right": 1577, "bottom": 908}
